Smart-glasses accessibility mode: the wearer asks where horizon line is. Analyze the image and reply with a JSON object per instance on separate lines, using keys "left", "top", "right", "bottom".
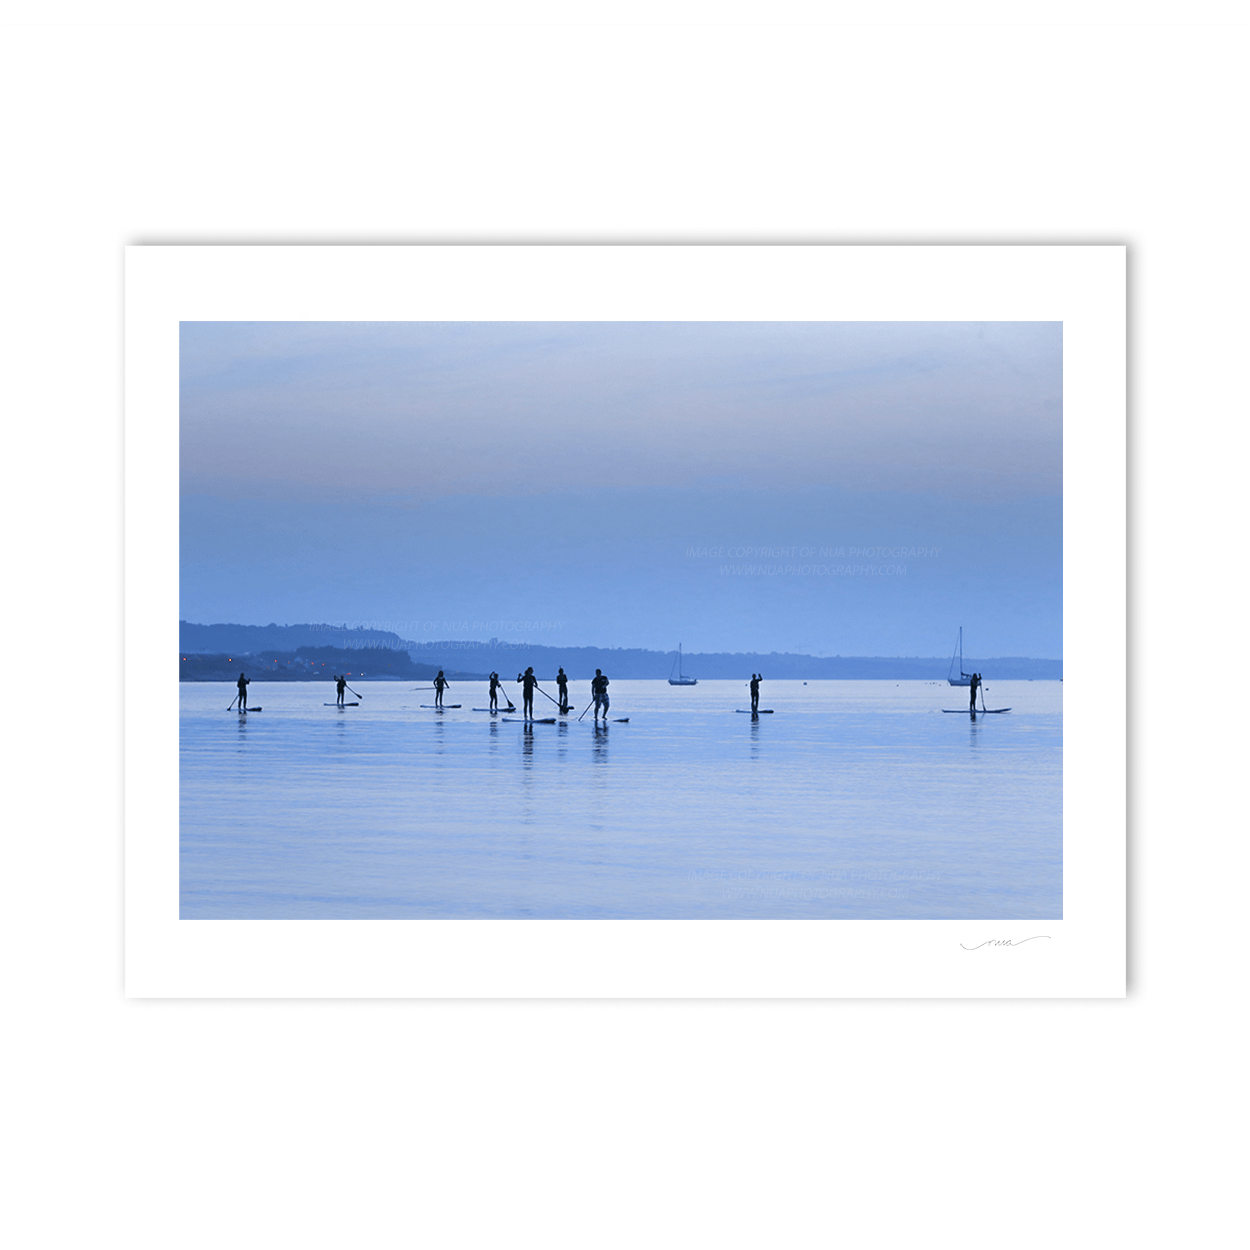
{"left": 179, "top": 622, "right": 1061, "bottom": 663}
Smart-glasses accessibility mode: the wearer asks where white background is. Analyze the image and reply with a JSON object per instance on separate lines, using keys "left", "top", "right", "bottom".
{"left": 4, "top": 4, "right": 1243, "bottom": 1247}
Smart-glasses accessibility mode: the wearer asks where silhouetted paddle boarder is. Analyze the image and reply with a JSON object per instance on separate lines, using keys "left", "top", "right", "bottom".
{"left": 489, "top": 671, "right": 502, "bottom": 710}
{"left": 335, "top": 674, "right": 347, "bottom": 707}
{"left": 517, "top": 667, "right": 538, "bottom": 718}
{"left": 434, "top": 670, "right": 450, "bottom": 708}
{"left": 749, "top": 673, "right": 762, "bottom": 713}
{"left": 969, "top": 672, "right": 981, "bottom": 714}
{"left": 556, "top": 667, "right": 569, "bottom": 713}
{"left": 236, "top": 672, "right": 250, "bottom": 711}
{"left": 592, "top": 669, "right": 610, "bottom": 721}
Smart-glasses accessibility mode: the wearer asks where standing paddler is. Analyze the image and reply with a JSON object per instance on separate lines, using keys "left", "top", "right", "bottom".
{"left": 592, "top": 669, "right": 610, "bottom": 721}
{"left": 749, "top": 672, "right": 762, "bottom": 713}
{"left": 517, "top": 667, "right": 538, "bottom": 719}
{"left": 236, "top": 671, "right": 250, "bottom": 712}
{"left": 556, "top": 667, "right": 569, "bottom": 714}
{"left": 434, "top": 670, "right": 450, "bottom": 709}
{"left": 336, "top": 674, "right": 347, "bottom": 707}
{"left": 969, "top": 672, "right": 981, "bottom": 714}
{"left": 489, "top": 671, "right": 502, "bottom": 710}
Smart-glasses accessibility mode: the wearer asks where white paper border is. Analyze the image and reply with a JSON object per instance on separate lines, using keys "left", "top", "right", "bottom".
{"left": 125, "top": 245, "right": 1124, "bottom": 997}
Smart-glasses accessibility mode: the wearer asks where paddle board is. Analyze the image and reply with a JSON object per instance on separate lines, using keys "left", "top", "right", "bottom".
{"left": 236, "top": 707, "right": 262, "bottom": 712}
{"left": 324, "top": 702, "right": 359, "bottom": 707}
{"left": 736, "top": 709, "right": 774, "bottom": 713}
{"left": 942, "top": 708, "right": 1011, "bottom": 714}
{"left": 420, "top": 704, "right": 462, "bottom": 709}
{"left": 502, "top": 717, "right": 556, "bottom": 724}
{"left": 471, "top": 707, "right": 515, "bottom": 712}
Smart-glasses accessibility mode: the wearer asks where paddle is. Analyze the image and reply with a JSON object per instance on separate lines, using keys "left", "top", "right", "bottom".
{"left": 577, "top": 678, "right": 611, "bottom": 721}
{"left": 485, "top": 678, "right": 515, "bottom": 711}
{"left": 227, "top": 694, "right": 238, "bottom": 711}
{"left": 346, "top": 684, "right": 363, "bottom": 700}
{"left": 534, "top": 683, "right": 563, "bottom": 709}
{"left": 545, "top": 677, "right": 571, "bottom": 713}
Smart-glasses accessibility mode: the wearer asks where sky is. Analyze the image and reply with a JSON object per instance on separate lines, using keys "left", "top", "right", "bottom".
{"left": 180, "top": 321, "right": 1062, "bottom": 656}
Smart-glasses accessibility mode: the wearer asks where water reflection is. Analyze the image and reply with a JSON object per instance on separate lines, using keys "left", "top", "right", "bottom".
{"left": 182, "top": 681, "right": 1062, "bottom": 920}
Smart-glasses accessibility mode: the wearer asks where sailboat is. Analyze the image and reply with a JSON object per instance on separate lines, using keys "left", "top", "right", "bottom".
{"left": 668, "top": 643, "right": 698, "bottom": 686}
{"left": 947, "top": 627, "right": 972, "bottom": 686}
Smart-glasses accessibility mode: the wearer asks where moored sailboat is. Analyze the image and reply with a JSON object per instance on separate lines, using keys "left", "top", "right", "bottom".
{"left": 947, "top": 627, "right": 972, "bottom": 686}
{"left": 668, "top": 643, "right": 698, "bottom": 686}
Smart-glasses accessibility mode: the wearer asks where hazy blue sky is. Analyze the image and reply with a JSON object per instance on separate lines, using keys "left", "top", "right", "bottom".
{"left": 181, "top": 321, "right": 1062, "bottom": 656}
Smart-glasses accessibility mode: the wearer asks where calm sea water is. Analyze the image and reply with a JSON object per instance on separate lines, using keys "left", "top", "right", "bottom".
{"left": 180, "top": 679, "right": 1062, "bottom": 919}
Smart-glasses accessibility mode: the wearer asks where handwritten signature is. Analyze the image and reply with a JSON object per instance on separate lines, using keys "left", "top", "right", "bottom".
{"left": 960, "top": 936, "right": 1051, "bottom": 950}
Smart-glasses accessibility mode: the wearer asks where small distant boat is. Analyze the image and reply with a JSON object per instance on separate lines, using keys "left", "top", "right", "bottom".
{"left": 668, "top": 643, "right": 698, "bottom": 686}
{"left": 947, "top": 627, "right": 973, "bottom": 687}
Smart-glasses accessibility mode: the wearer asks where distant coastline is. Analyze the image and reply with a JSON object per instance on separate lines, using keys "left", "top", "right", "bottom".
{"left": 180, "top": 621, "right": 1062, "bottom": 682}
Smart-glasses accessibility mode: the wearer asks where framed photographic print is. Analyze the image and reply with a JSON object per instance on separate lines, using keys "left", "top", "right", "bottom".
{"left": 126, "top": 245, "right": 1125, "bottom": 997}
